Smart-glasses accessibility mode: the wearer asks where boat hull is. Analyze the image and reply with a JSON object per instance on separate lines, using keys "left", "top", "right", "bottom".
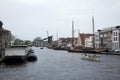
{"left": 3, "top": 56, "right": 26, "bottom": 64}
{"left": 82, "top": 56, "right": 100, "bottom": 61}
{"left": 68, "top": 49, "right": 83, "bottom": 53}
{"left": 27, "top": 53, "right": 37, "bottom": 61}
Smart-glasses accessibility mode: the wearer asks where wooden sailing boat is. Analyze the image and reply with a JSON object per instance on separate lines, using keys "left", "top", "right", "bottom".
{"left": 68, "top": 20, "right": 83, "bottom": 52}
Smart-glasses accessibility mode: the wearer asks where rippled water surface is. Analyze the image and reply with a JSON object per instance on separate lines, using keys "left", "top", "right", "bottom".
{"left": 0, "top": 47, "right": 120, "bottom": 80}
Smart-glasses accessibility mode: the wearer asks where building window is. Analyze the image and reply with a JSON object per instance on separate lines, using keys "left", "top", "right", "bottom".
{"left": 116, "top": 37, "right": 118, "bottom": 41}
{"left": 114, "top": 37, "right": 116, "bottom": 41}
{"left": 104, "top": 34, "right": 107, "bottom": 37}
{"left": 96, "top": 35, "right": 98, "bottom": 38}
{"left": 114, "top": 32, "right": 115, "bottom": 36}
{"left": 100, "top": 35, "right": 103, "bottom": 38}
{"left": 116, "top": 32, "right": 117, "bottom": 36}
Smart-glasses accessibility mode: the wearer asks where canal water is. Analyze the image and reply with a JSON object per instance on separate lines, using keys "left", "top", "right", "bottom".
{"left": 0, "top": 47, "right": 120, "bottom": 80}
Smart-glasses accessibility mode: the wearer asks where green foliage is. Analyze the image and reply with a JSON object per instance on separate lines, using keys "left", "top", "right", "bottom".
{"left": 14, "top": 39, "right": 24, "bottom": 45}
{"left": 24, "top": 40, "right": 31, "bottom": 46}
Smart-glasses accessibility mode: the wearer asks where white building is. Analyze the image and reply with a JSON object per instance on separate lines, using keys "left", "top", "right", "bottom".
{"left": 95, "top": 26, "right": 120, "bottom": 50}
{"left": 85, "top": 36, "right": 94, "bottom": 48}
{"left": 95, "top": 31, "right": 100, "bottom": 49}
{"left": 112, "top": 26, "right": 120, "bottom": 50}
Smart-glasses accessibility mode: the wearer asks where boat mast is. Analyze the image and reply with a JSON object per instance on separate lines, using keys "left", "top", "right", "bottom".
{"left": 56, "top": 32, "right": 58, "bottom": 46}
{"left": 92, "top": 16, "right": 95, "bottom": 48}
{"left": 72, "top": 19, "right": 74, "bottom": 47}
{"left": 47, "top": 30, "right": 49, "bottom": 46}
{"left": 92, "top": 16, "right": 95, "bottom": 35}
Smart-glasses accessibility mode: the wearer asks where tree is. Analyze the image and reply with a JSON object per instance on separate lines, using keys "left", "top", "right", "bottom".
{"left": 24, "top": 40, "right": 31, "bottom": 46}
{"left": 33, "top": 37, "right": 42, "bottom": 42}
{"left": 33, "top": 37, "right": 43, "bottom": 46}
{"left": 11, "top": 35, "right": 16, "bottom": 41}
{"left": 14, "top": 39, "right": 24, "bottom": 45}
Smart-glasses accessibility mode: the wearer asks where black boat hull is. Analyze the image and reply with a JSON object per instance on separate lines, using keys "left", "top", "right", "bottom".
{"left": 3, "top": 56, "right": 26, "bottom": 64}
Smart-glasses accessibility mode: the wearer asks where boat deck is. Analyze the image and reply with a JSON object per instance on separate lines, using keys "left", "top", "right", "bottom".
{"left": 5, "top": 47, "right": 29, "bottom": 56}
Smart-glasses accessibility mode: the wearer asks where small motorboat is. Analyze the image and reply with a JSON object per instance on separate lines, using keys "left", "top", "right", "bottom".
{"left": 28, "top": 49, "right": 34, "bottom": 53}
{"left": 82, "top": 54, "right": 100, "bottom": 61}
{"left": 40, "top": 47, "right": 43, "bottom": 49}
{"left": 27, "top": 53, "right": 37, "bottom": 61}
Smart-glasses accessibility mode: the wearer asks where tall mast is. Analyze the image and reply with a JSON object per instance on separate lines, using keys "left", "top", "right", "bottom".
{"left": 56, "top": 32, "right": 58, "bottom": 46}
{"left": 92, "top": 16, "right": 94, "bottom": 35}
{"left": 92, "top": 16, "right": 95, "bottom": 48}
{"left": 72, "top": 19, "right": 74, "bottom": 47}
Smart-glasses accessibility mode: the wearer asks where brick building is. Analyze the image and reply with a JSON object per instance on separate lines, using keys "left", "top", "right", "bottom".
{"left": 0, "top": 21, "right": 11, "bottom": 58}
{"left": 75, "top": 33, "right": 94, "bottom": 47}
{"left": 58, "top": 37, "right": 77, "bottom": 47}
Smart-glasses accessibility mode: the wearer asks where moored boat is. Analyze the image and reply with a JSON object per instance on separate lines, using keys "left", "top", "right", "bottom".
{"left": 27, "top": 49, "right": 37, "bottom": 61}
{"left": 40, "top": 47, "right": 43, "bottom": 49}
{"left": 27, "top": 53, "right": 37, "bottom": 61}
{"left": 3, "top": 56, "right": 26, "bottom": 64}
{"left": 67, "top": 47, "right": 83, "bottom": 53}
{"left": 3, "top": 45, "right": 30, "bottom": 64}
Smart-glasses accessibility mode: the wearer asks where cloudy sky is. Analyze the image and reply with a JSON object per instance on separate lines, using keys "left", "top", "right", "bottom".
{"left": 0, "top": 0, "right": 120, "bottom": 40}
